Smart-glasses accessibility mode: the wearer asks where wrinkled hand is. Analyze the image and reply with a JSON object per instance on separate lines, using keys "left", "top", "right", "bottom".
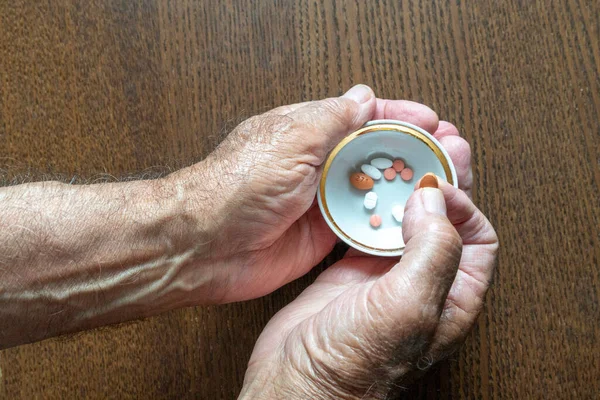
{"left": 176, "top": 84, "right": 474, "bottom": 303}
{"left": 239, "top": 178, "right": 498, "bottom": 399}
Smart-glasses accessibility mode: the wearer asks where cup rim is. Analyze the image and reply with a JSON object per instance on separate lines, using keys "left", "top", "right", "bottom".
{"left": 317, "top": 119, "right": 458, "bottom": 257}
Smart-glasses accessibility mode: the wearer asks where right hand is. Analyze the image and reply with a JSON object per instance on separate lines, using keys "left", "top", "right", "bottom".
{"left": 240, "top": 179, "right": 498, "bottom": 399}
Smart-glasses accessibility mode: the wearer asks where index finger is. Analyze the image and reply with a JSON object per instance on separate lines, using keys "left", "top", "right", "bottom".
{"left": 427, "top": 179, "right": 498, "bottom": 357}
{"left": 374, "top": 98, "right": 440, "bottom": 134}
{"left": 269, "top": 98, "right": 440, "bottom": 136}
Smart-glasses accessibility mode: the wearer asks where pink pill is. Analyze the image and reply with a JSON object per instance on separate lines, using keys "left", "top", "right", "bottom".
{"left": 369, "top": 214, "right": 382, "bottom": 228}
{"left": 392, "top": 159, "right": 405, "bottom": 172}
{"left": 400, "top": 168, "right": 413, "bottom": 181}
{"left": 383, "top": 168, "right": 397, "bottom": 180}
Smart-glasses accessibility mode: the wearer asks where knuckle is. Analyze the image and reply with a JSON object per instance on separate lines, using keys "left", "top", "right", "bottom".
{"left": 320, "top": 98, "right": 356, "bottom": 126}
{"left": 297, "top": 98, "right": 355, "bottom": 130}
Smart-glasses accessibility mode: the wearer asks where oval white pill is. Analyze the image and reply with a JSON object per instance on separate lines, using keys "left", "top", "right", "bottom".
{"left": 370, "top": 157, "right": 393, "bottom": 169}
{"left": 391, "top": 205, "right": 404, "bottom": 222}
{"left": 364, "top": 191, "right": 378, "bottom": 210}
{"left": 361, "top": 164, "right": 382, "bottom": 180}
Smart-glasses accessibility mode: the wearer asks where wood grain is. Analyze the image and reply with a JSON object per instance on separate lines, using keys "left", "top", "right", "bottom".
{"left": 1, "top": 0, "right": 599, "bottom": 398}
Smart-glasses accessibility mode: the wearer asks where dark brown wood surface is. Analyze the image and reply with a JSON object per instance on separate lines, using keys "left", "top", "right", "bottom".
{"left": 1, "top": 1, "right": 599, "bottom": 399}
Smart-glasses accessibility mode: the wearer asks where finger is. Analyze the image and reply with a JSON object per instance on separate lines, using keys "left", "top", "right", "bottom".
{"left": 411, "top": 177, "right": 496, "bottom": 282}
{"left": 427, "top": 180, "right": 498, "bottom": 357}
{"left": 431, "top": 121, "right": 473, "bottom": 197}
{"left": 369, "top": 186, "right": 463, "bottom": 335}
{"left": 437, "top": 135, "right": 473, "bottom": 197}
{"left": 344, "top": 247, "right": 369, "bottom": 258}
{"left": 283, "top": 85, "right": 377, "bottom": 161}
{"left": 264, "top": 88, "right": 375, "bottom": 117}
{"left": 433, "top": 120, "right": 460, "bottom": 139}
{"left": 374, "top": 99, "right": 439, "bottom": 134}
{"left": 437, "top": 179, "right": 496, "bottom": 245}
{"left": 263, "top": 186, "right": 463, "bottom": 377}
{"left": 269, "top": 96, "right": 439, "bottom": 150}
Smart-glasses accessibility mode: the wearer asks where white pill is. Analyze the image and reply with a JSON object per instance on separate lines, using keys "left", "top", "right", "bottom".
{"left": 361, "top": 164, "right": 382, "bottom": 180}
{"left": 370, "top": 157, "right": 393, "bottom": 169}
{"left": 391, "top": 205, "right": 404, "bottom": 222}
{"left": 364, "top": 191, "right": 378, "bottom": 210}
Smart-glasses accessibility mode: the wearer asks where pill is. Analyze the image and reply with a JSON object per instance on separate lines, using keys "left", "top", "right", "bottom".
{"left": 392, "top": 159, "right": 405, "bottom": 172}
{"left": 370, "top": 157, "right": 393, "bottom": 169}
{"left": 391, "top": 205, "right": 404, "bottom": 222}
{"left": 350, "top": 172, "right": 374, "bottom": 190}
{"left": 361, "top": 164, "right": 382, "bottom": 180}
{"left": 363, "top": 191, "right": 378, "bottom": 209}
{"left": 400, "top": 168, "right": 414, "bottom": 181}
{"left": 369, "top": 214, "right": 382, "bottom": 228}
{"left": 384, "top": 168, "right": 397, "bottom": 181}
{"left": 419, "top": 173, "right": 438, "bottom": 189}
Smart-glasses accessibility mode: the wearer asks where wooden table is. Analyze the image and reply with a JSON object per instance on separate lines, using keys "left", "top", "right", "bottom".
{"left": 1, "top": 1, "right": 598, "bottom": 398}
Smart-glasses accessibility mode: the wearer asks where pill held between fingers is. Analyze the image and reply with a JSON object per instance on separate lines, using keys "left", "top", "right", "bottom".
{"left": 363, "top": 191, "right": 378, "bottom": 209}
{"left": 369, "top": 214, "right": 382, "bottom": 228}
{"left": 391, "top": 205, "right": 404, "bottom": 222}
{"left": 361, "top": 164, "right": 382, "bottom": 180}
{"left": 400, "top": 168, "right": 413, "bottom": 181}
{"left": 370, "top": 158, "right": 393, "bottom": 169}
{"left": 419, "top": 173, "right": 438, "bottom": 189}
{"left": 384, "top": 168, "right": 397, "bottom": 181}
{"left": 350, "top": 172, "right": 374, "bottom": 190}
{"left": 392, "top": 159, "right": 405, "bottom": 172}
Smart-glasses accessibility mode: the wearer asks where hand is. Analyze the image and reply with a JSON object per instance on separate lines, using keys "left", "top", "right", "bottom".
{"left": 171, "top": 84, "right": 473, "bottom": 303}
{"left": 0, "top": 84, "right": 482, "bottom": 348}
{"left": 239, "top": 179, "right": 498, "bottom": 399}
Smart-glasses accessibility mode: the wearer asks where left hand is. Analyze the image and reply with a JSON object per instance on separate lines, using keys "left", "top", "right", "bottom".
{"left": 170, "top": 84, "right": 472, "bottom": 303}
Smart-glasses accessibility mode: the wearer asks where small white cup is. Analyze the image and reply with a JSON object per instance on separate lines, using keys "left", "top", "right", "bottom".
{"left": 317, "top": 120, "right": 458, "bottom": 257}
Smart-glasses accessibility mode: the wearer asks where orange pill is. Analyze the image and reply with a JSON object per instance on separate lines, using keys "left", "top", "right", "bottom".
{"left": 392, "top": 159, "right": 405, "bottom": 172}
{"left": 369, "top": 214, "right": 382, "bottom": 228}
{"left": 350, "top": 172, "right": 374, "bottom": 190}
{"left": 419, "top": 173, "right": 438, "bottom": 189}
{"left": 400, "top": 168, "right": 414, "bottom": 181}
{"left": 383, "top": 168, "right": 397, "bottom": 181}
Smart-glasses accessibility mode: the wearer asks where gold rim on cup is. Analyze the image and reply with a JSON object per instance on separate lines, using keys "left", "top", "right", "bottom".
{"left": 319, "top": 123, "right": 455, "bottom": 253}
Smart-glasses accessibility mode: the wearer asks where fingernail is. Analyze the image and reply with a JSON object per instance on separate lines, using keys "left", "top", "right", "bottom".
{"left": 421, "top": 188, "right": 446, "bottom": 215}
{"left": 342, "top": 84, "right": 373, "bottom": 104}
{"left": 419, "top": 173, "right": 439, "bottom": 189}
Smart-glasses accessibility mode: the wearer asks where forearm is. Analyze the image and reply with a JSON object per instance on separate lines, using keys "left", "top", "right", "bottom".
{"left": 0, "top": 165, "right": 221, "bottom": 349}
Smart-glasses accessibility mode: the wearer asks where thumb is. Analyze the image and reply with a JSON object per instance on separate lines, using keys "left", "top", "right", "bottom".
{"left": 370, "top": 185, "right": 463, "bottom": 341}
{"left": 283, "top": 84, "right": 377, "bottom": 161}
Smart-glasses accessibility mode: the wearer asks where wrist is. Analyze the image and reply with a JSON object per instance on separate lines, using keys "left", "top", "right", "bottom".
{"left": 160, "top": 160, "right": 230, "bottom": 255}
{"left": 154, "top": 161, "right": 235, "bottom": 304}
